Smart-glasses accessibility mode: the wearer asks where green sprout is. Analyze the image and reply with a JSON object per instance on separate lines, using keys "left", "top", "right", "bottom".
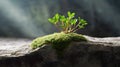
{"left": 48, "top": 11, "right": 88, "bottom": 33}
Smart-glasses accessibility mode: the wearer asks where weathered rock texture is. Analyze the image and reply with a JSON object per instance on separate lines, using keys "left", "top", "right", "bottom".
{"left": 0, "top": 36, "right": 120, "bottom": 67}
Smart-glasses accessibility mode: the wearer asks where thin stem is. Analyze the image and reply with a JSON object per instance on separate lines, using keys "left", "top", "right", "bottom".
{"left": 72, "top": 28, "right": 79, "bottom": 32}
{"left": 71, "top": 22, "right": 81, "bottom": 32}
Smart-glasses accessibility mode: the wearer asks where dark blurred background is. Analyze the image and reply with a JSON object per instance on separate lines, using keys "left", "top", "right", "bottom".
{"left": 0, "top": 0, "right": 120, "bottom": 38}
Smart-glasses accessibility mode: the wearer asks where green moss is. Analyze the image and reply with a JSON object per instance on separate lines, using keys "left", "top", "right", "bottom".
{"left": 31, "top": 32, "right": 87, "bottom": 57}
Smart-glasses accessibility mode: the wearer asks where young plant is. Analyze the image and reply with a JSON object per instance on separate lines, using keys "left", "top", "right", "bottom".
{"left": 31, "top": 11, "right": 88, "bottom": 57}
{"left": 48, "top": 11, "right": 88, "bottom": 33}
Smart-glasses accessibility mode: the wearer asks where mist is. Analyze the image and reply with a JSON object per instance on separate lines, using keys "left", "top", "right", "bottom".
{"left": 0, "top": 0, "right": 120, "bottom": 38}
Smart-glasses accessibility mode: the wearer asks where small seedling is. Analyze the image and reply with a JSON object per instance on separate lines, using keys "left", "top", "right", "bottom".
{"left": 48, "top": 11, "right": 88, "bottom": 33}
{"left": 31, "top": 11, "right": 88, "bottom": 58}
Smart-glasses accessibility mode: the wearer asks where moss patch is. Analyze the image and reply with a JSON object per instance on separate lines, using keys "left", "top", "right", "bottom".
{"left": 31, "top": 32, "right": 87, "bottom": 56}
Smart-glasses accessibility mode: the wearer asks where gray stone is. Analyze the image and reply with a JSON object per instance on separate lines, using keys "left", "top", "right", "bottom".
{"left": 0, "top": 36, "right": 120, "bottom": 67}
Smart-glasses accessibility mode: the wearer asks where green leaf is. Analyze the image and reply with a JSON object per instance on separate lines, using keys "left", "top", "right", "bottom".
{"left": 67, "top": 11, "right": 71, "bottom": 17}
{"left": 67, "top": 11, "right": 75, "bottom": 19}
{"left": 55, "top": 13, "right": 59, "bottom": 19}
{"left": 78, "top": 25, "right": 84, "bottom": 29}
{"left": 70, "top": 19, "right": 77, "bottom": 25}
{"left": 78, "top": 18, "right": 88, "bottom": 29}
{"left": 71, "top": 13, "right": 75, "bottom": 17}
{"left": 60, "top": 15, "right": 66, "bottom": 22}
{"left": 54, "top": 13, "right": 60, "bottom": 22}
{"left": 48, "top": 18, "right": 55, "bottom": 24}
